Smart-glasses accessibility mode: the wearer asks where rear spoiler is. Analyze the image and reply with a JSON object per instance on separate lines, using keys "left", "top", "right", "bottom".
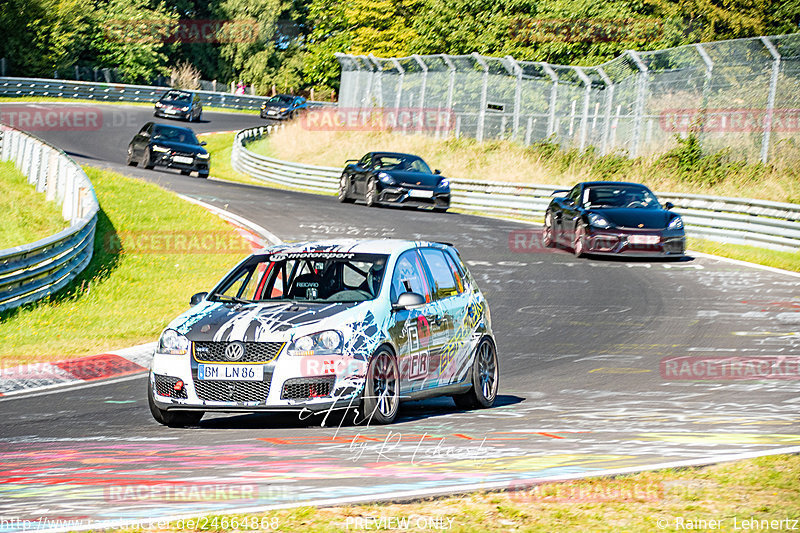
{"left": 551, "top": 189, "right": 569, "bottom": 196}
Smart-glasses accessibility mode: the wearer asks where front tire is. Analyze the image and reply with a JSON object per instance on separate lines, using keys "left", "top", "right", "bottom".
{"left": 542, "top": 211, "right": 554, "bottom": 247}
{"left": 573, "top": 223, "right": 587, "bottom": 257}
{"left": 147, "top": 380, "right": 203, "bottom": 427}
{"left": 338, "top": 174, "right": 354, "bottom": 203}
{"left": 360, "top": 348, "right": 399, "bottom": 424}
{"left": 141, "top": 147, "right": 154, "bottom": 170}
{"left": 365, "top": 178, "right": 379, "bottom": 208}
{"left": 453, "top": 338, "right": 498, "bottom": 409}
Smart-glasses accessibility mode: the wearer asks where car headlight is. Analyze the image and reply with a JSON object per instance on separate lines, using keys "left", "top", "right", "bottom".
{"left": 377, "top": 172, "right": 395, "bottom": 185}
{"left": 588, "top": 213, "right": 613, "bottom": 228}
{"left": 151, "top": 145, "right": 170, "bottom": 153}
{"left": 287, "top": 330, "right": 343, "bottom": 356}
{"left": 196, "top": 153, "right": 210, "bottom": 159}
{"left": 181, "top": 106, "right": 189, "bottom": 111}
{"left": 668, "top": 216, "right": 684, "bottom": 230}
{"left": 155, "top": 102, "right": 163, "bottom": 107}
{"left": 158, "top": 329, "right": 190, "bottom": 355}
{"left": 438, "top": 178, "right": 450, "bottom": 188}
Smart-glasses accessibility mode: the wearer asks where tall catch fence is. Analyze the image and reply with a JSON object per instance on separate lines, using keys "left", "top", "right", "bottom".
{"left": 336, "top": 33, "right": 800, "bottom": 163}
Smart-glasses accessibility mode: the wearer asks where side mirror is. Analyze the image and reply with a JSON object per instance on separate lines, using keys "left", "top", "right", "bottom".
{"left": 190, "top": 292, "right": 208, "bottom": 306}
{"left": 665, "top": 202, "right": 674, "bottom": 210}
{"left": 392, "top": 292, "right": 425, "bottom": 311}
{"left": 200, "top": 141, "right": 207, "bottom": 146}
{"left": 434, "top": 169, "right": 441, "bottom": 175}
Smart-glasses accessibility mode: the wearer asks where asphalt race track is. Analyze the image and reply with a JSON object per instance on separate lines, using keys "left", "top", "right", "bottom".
{"left": 1, "top": 103, "right": 799, "bottom": 530}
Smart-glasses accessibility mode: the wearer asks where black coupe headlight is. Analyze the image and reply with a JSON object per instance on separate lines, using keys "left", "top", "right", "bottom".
{"left": 377, "top": 172, "right": 396, "bottom": 185}
{"left": 588, "top": 213, "right": 613, "bottom": 228}
{"left": 668, "top": 216, "right": 684, "bottom": 230}
{"left": 437, "top": 178, "right": 450, "bottom": 189}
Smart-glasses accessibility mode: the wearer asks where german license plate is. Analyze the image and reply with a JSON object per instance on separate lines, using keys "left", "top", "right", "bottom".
{"left": 629, "top": 235, "right": 660, "bottom": 245}
{"left": 408, "top": 189, "right": 433, "bottom": 198}
{"left": 173, "top": 156, "right": 193, "bottom": 164}
{"left": 198, "top": 364, "right": 263, "bottom": 381}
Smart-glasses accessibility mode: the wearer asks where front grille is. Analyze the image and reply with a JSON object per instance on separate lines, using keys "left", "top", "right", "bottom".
{"left": 281, "top": 376, "right": 337, "bottom": 400}
{"left": 194, "top": 379, "right": 271, "bottom": 403}
{"left": 194, "top": 342, "right": 283, "bottom": 363}
{"left": 154, "top": 374, "right": 187, "bottom": 399}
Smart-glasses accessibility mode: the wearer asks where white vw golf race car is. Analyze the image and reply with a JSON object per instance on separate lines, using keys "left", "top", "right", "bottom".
{"left": 148, "top": 239, "right": 498, "bottom": 426}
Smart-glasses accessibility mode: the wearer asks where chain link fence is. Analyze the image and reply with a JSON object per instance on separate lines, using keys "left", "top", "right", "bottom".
{"left": 336, "top": 33, "right": 800, "bottom": 163}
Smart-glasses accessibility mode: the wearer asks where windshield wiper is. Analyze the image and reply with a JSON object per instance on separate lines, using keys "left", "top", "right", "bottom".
{"left": 212, "top": 294, "right": 253, "bottom": 304}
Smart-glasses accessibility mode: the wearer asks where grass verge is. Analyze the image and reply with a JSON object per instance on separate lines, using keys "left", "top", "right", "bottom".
{"left": 0, "top": 166, "right": 252, "bottom": 364}
{"left": 118, "top": 453, "right": 799, "bottom": 532}
{"left": 688, "top": 238, "right": 800, "bottom": 273}
{"left": 250, "top": 122, "right": 800, "bottom": 204}
{"left": 0, "top": 160, "right": 66, "bottom": 249}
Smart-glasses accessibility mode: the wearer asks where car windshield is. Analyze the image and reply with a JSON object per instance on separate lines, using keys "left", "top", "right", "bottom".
{"left": 373, "top": 154, "right": 432, "bottom": 174}
{"left": 152, "top": 126, "right": 199, "bottom": 145}
{"left": 583, "top": 185, "right": 661, "bottom": 209}
{"left": 210, "top": 252, "right": 389, "bottom": 304}
{"left": 162, "top": 91, "right": 191, "bottom": 102}
{"left": 268, "top": 95, "right": 293, "bottom": 104}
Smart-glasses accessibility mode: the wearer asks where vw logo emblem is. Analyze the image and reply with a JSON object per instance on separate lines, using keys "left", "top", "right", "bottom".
{"left": 225, "top": 341, "right": 245, "bottom": 361}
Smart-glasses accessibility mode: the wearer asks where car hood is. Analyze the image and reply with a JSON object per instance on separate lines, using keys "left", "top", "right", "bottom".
{"left": 262, "top": 102, "right": 291, "bottom": 109}
{"left": 167, "top": 300, "right": 373, "bottom": 343}
{"left": 381, "top": 170, "right": 444, "bottom": 190}
{"left": 590, "top": 208, "right": 675, "bottom": 229}
{"left": 150, "top": 139, "right": 207, "bottom": 155}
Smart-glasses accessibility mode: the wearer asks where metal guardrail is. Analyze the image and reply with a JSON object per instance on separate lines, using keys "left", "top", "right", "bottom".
{"left": 0, "top": 125, "right": 99, "bottom": 312}
{"left": 232, "top": 126, "right": 800, "bottom": 252}
{"left": 0, "top": 77, "right": 335, "bottom": 111}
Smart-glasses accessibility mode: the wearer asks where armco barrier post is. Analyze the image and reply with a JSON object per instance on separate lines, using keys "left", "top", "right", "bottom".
{"left": 36, "top": 145, "right": 48, "bottom": 193}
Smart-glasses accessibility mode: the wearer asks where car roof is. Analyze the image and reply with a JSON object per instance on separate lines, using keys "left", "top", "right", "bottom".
{"left": 253, "top": 239, "right": 451, "bottom": 257}
{"left": 580, "top": 181, "right": 651, "bottom": 188}
{"left": 369, "top": 152, "right": 423, "bottom": 160}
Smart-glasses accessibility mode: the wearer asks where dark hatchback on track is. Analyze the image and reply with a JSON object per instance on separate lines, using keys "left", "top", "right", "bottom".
{"left": 338, "top": 152, "right": 451, "bottom": 212}
{"left": 154, "top": 90, "right": 203, "bottom": 122}
{"left": 260, "top": 94, "right": 307, "bottom": 120}
{"left": 127, "top": 122, "right": 210, "bottom": 177}
{"left": 543, "top": 181, "right": 685, "bottom": 257}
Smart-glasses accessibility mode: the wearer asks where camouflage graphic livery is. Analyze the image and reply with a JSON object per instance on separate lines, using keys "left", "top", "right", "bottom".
{"left": 148, "top": 239, "right": 498, "bottom": 426}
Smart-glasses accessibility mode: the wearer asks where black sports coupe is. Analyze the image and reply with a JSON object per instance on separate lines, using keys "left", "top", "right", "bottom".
{"left": 338, "top": 152, "right": 451, "bottom": 212}
{"left": 127, "top": 122, "right": 210, "bottom": 178}
{"left": 543, "top": 181, "right": 685, "bottom": 257}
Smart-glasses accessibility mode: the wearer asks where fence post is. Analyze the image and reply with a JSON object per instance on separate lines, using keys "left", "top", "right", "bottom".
{"left": 412, "top": 55, "right": 429, "bottom": 131}
{"left": 368, "top": 54, "right": 383, "bottom": 108}
{"left": 391, "top": 58, "right": 404, "bottom": 117}
{"left": 760, "top": 37, "right": 780, "bottom": 164}
{"left": 504, "top": 56, "right": 523, "bottom": 141}
{"left": 574, "top": 67, "right": 592, "bottom": 151}
{"left": 597, "top": 68, "right": 614, "bottom": 155}
{"left": 359, "top": 55, "right": 374, "bottom": 111}
{"left": 472, "top": 53, "right": 489, "bottom": 142}
{"left": 442, "top": 55, "right": 456, "bottom": 137}
{"left": 693, "top": 44, "right": 714, "bottom": 146}
{"left": 541, "top": 63, "right": 559, "bottom": 139}
{"left": 627, "top": 50, "right": 649, "bottom": 157}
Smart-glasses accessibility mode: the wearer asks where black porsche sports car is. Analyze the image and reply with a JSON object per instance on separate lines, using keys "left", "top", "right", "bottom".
{"left": 338, "top": 152, "right": 451, "bottom": 212}
{"left": 543, "top": 181, "right": 685, "bottom": 257}
{"left": 127, "top": 122, "right": 210, "bottom": 177}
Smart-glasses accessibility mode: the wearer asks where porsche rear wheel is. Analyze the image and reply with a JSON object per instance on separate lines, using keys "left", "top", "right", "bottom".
{"left": 365, "top": 178, "right": 379, "bottom": 207}
{"left": 542, "top": 211, "right": 554, "bottom": 247}
{"left": 338, "top": 174, "right": 354, "bottom": 203}
{"left": 573, "top": 224, "right": 587, "bottom": 257}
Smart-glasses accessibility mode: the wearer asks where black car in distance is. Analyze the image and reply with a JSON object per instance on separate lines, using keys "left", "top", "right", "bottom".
{"left": 543, "top": 181, "right": 685, "bottom": 257}
{"left": 127, "top": 122, "right": 210, "bottom": 178}
{"left": 338, "top": 152, "right": 451, "bottom": 212}
{"left": 260, "top": 94, "right": 307, "bottom": 120}
{"left": 154, "top": 90, "right": 203, "bottom": 122}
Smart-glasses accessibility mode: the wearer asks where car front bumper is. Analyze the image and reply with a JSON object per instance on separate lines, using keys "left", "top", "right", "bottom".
{"left": 150, "top": 351, "right": 367, "bottom": 413}
{"left": 154, "top": 107, "right": 191, "bottom": 120}
{"left": 151, "top": 152, "right": 209, "bottom": 173}
{"left": 584, "top": 227, "right": 685, "bottom": 256}
{"left": 260, "top": 108, "right": 291, "bottom": 119}
{"left": 377, "top": 186, "right": 450, "bottom": 208}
